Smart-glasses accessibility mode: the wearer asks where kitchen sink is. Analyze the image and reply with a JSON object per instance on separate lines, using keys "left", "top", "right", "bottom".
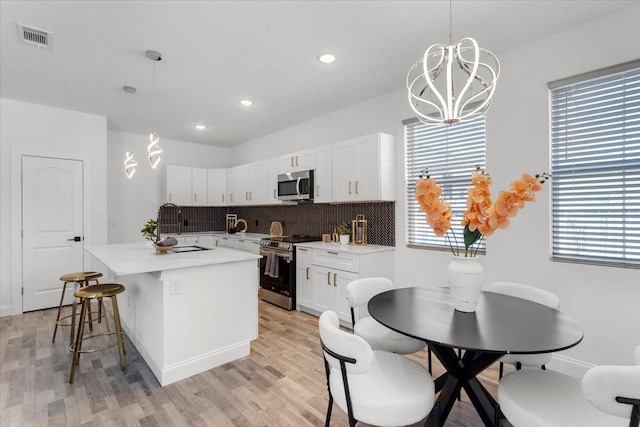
{"left": 171, "top": 245, "right": 212, "bottom": 253}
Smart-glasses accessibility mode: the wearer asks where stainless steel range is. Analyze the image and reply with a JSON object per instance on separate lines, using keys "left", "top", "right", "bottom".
{"left": 258, "top": 235, "right": 321, "bottom": 310}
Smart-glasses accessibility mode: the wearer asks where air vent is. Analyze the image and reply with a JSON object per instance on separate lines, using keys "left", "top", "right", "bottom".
{"left": 17, "top": 23, "right": 52, "bottom": 49}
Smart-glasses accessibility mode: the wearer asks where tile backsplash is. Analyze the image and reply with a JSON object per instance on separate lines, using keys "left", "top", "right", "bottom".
{"left": 159, "top": 202, "right": 395, "bottom": 246}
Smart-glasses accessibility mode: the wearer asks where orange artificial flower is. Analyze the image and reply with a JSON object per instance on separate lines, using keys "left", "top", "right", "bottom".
{"left": 416, "top": 167, "right": 550, "bottom": 256}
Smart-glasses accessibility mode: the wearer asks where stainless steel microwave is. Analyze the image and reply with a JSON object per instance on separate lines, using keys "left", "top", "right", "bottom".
{"left": 277, "top": 170, "right": 314, "bottom": 201}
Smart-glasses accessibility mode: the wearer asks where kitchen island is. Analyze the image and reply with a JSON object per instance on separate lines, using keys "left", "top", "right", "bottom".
{"left": 85, "top": 242, "right": 261, "bottom": 386}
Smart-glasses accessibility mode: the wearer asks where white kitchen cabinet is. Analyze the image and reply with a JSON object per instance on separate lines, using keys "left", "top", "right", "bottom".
{"left": 249, "top": 161, "right": 269, "bottom": 205}
{"left": 198, "top": 235, "right": 215, "bottom": 247}
{"left": 267, "top": 157, "right": 280, "bottom": 204}
{"left": 226, "top": 168, "right": 237, "bottom": 205}
{"left": 278, "top": 148, "right": 316, "bottom": 174}
{"left": 314, "top": 145, "right": 332, "bottom": 203}
{"left": 296, "top": 244, "right": 394, "bottom": 325}
{"left": 207, "top": 169, "right": 227, "bottom": 206}
{"left": 227, "top": 165, "right": 251, "bottom": 205}
{"left": 163, "top": 165, "right": 192, "bottom": 205}
{"left": 227, "top": 161, "right": 271, "bottom": 205}
{"left": 332, "top": 133, "right": 396, "bottom": 202}
{"left": 163, "top": 165, "right": 211, "bottom": 206}
{"left": 216, "top": 234, "right": 262, "bottom": 254}
{"left": 192, "top": 168, "right": 208, "bottom": 206}
{"left": 296, "top": 247, "right": 312, "bottom": 309}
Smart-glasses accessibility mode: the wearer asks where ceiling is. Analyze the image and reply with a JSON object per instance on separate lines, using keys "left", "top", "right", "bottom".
{"left": 1, "top": 1, "right": 637, "bottom": 148}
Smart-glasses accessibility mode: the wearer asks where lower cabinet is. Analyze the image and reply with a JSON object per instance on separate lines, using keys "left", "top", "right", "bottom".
{"left": 215, "top": 235, "right": 261, "bottom": 254}
{"left": 296, "top": 246, "right": 394, "bottom": 325}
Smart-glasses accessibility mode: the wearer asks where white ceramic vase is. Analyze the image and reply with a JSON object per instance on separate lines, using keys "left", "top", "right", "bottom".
{"left": 339, "top": 234, "right": 350, "bottom": 245}
{"left": 447, "top": 255, "right": 483, "bottom": 312}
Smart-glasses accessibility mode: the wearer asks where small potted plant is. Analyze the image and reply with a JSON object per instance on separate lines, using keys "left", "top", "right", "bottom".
{"left": 337, "top": 222, "right": 351, "bottom": 245}
{"left": 141, "top": 219, "right": 160, "bottom": 247}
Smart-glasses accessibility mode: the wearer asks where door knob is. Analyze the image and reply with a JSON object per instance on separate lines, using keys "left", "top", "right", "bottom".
{"left": 67, "top": 236, "right": 82, "bottom": 242}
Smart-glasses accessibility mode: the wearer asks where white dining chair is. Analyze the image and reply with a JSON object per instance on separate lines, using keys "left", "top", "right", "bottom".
{"left": 346, "top": 277, "right": 428, "bottom": 364}
{"left": 485, "top": 281, "right": 561, "bottom": 378}
{"left": 498, "top": 344, "right": 640, "bottom": 427}
{"left": 319, "top": 310, "right": 439, "bottom": 427}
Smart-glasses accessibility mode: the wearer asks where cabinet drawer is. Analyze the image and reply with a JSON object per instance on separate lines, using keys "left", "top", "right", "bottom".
{"left": 312, "top": 249, "right": 359, "bottom": 273}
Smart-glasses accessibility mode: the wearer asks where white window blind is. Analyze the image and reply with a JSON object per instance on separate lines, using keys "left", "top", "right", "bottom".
{"left": 550, "top": 62, "right": 640, "bottom": 268}
{"left": 404, "top": 117, "right": 486, "bottom": 251}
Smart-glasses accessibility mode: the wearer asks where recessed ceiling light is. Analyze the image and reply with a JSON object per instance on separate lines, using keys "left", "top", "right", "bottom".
{"left": 194, "top": 124, "right": 206, "bottom": 130}
{"left": 239, "top": 99, "right": 253, "bottom": 106}
{"left": 318, "top": 54, "right": 336, "bottom": 64}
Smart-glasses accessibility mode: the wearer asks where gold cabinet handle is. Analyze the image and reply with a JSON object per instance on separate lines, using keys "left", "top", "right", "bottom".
{"left": 333, "top": 273, "right": 337, "bottom": 286}
{"left": 222, "top": 194, "right": 225, "bottom": 203}
{"left": 249, "top": 191, "right": 252, "bottom": 200}
{"left": 299, "top": 248, "right": 308, "bottom": 251}
{"left": 316, "top": 185, "right": 320, "bottom": 197}
{"left": 306, "top": 267, "right": 309, "bottom": 280}
{"left": 273, "top": 189, "right": 276, "bottom": 199}
{"left": 169, "top": 192, "right": 172, "bottom": 202}
{"left": 355, "top": 181, "right": 358, "bottom": 194}
{"left": 230, "top": 193, "right": 234, "bottom": 202}
{"left": 327, "top": 272, "right": 331, "bottom": 285}
{"left": 327, "top": 251, "right": 339, "bottom": 255}
{"left": 291, "top": 157, "right": 294, "bottom": 167}
{"left": 348, "top": 181, "right": 352, "bottom": 194}
{"left": 295, "top": 156, "right": 299, "bottom": 167}
{"left": 194, "top": 193, "right": 197, "bottom": 203}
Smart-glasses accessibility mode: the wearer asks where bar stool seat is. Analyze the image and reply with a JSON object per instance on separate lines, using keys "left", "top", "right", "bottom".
{"left": 52, "top": 271, "right": 103, "bottom": 345}
{"left": 69, "top": 283, "right": 126, "bottom": 383}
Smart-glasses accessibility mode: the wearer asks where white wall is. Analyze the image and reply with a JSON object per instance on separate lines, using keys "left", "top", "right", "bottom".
{"left": 107, "top": 131, "right": 228, "bottom": 244}
{"left": 229, "top": 5, "right": 640, "bottom": 367}
{"left": 0, "top": 98, "right": 107, "bottom": 316}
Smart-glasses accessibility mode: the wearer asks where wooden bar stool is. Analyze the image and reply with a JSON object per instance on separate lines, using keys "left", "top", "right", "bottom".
{"left": 69, "top": 283, "right": 126, "bottom": 384}
{"left": 52, "top": 271, "right": 103, "bottom": 345}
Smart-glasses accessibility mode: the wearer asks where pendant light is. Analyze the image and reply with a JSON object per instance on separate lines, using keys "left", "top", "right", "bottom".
{"left": 123, "top": 86, "right": 138, "bottom": 178}
{"left": 146, "top": 50, "right": 163, "bottom": 169}
{"left": 406, "top": 0, "right": 500, "bottom": 125}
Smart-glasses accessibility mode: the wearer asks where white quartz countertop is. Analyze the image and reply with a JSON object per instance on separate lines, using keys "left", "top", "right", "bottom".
{"left": 85, "top": 242, "right": 261, "bottom": 276}
{"left": 294, "top": 241, "right": 395, "bottom": 254}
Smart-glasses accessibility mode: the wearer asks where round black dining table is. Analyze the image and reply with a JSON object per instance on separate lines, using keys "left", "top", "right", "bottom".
{"left": 368, "top": 287, "right": 584, "bottom": 426}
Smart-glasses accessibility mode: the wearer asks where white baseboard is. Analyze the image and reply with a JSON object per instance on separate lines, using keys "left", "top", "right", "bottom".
{"left": 0, "top": 304, "right": 18, "bottom": 317}
{"left": 161, "top": 342, "right": 251, "bottom": 386}
{"left": 547, "top": 354, "right": 594, "bottom": 378}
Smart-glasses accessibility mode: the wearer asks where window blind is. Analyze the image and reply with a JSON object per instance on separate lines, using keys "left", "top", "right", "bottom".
{"left": 550, "top": 65, "right": 640, "bottom": 268}
{"left": 405, "top": 117, "right": 486, "bottom": 251}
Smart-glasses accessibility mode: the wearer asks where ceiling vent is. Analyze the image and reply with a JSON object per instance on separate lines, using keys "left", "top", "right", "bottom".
{"left": 17, "top": 23, "right": 53, "bottom": 49}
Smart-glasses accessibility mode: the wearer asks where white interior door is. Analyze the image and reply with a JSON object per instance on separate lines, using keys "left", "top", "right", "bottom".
{"left": 22, "top": 156, "right": 84, "bottom": 312}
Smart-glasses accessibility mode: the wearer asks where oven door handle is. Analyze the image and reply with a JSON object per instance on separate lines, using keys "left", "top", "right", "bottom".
{"left": 260, "top": 248, "right": 292, "bottom": 262}
{"left": 296, "top": 177, "right": 302, "bottom": 198}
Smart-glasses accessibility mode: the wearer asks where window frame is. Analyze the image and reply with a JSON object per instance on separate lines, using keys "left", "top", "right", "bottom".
{"left": 548, "top": 59, "right": 640, "bottom": 269}
{"left": 404, "top": 116, "right": 487, "bottom": 254}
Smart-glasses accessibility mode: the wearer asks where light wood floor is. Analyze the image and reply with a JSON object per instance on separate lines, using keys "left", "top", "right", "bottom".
{"left": 1, "top": 300, "right": 514, "bottom": 426}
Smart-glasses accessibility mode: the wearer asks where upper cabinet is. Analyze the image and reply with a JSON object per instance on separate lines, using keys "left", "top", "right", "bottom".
{"left": 332, "top": 133, "right": 396, "bottom": 202}
{"left": 163, "top": 165, "right": 194, "bottom": 205}
{"left": 207, "top": 169, "right": 227, "bottom": 206}
{"left": 162, "top": 132, "right": 394, "bottom": 207}
{"left": 163, "top": 166, "right": 225, "bottom": 206}
{"left": 314, "top": 145, "right": 333, "bottom": 203}
{"left": 267, "top": 158, "right": 280, "bottom": 204}
{"left": 278, "top": 148, "right": 316, "bottom": 174}
{"left": 227, "top": 161, "right": 272, "bottom": 206}
{"left": 191, "top": 168, "right": 208, "bottom": 206}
